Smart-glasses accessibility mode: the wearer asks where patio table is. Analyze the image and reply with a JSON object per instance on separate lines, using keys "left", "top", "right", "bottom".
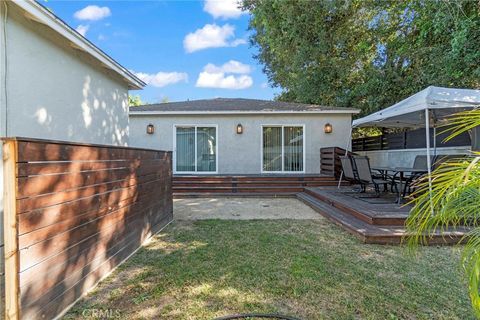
{"left": 372, "top": 167, "right": 427, "bottom": 204}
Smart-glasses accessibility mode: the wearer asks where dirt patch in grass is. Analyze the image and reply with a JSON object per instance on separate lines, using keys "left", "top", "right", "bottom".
{"left": 64, "top": 219, "right": 473, "bottom": 320}
{"left": 174, "top": 197, "right": 321, "bottom": 220}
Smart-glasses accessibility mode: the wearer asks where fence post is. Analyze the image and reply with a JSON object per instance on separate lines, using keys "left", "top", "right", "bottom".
{"left": 3, "top": 140, "right": 19, "bottom": 320}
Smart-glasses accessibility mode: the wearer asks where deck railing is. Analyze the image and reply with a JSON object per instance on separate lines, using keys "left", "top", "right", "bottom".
{"left": 2, "top": 137, "right": 173, "bottom": 320}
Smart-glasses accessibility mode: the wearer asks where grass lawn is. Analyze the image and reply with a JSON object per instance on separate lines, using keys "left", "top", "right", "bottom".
{"left": 64, "top": 218, "right": 473, "bottom": 319}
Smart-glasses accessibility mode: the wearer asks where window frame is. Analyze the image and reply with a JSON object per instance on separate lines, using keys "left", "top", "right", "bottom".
{"left": 260, "top": 124, "right": 306, "bottom": 174}
{"left": 173, "top": 124, "right": 218, "bottom": 174}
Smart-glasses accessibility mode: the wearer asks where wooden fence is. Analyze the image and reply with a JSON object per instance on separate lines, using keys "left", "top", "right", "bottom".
{"left": 320, "top": 147, "right": 353, "bottom": 178}
{"left": 352, "top": 127, "right": 471, "bottom": 152}
{"left": 2, "top": 137, "right": 173, "bottom": 320}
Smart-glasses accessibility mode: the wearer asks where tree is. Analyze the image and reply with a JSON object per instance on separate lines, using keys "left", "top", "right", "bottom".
{"left": 243, "top": 0, "right": 480, "bottom": 116}
{"left": 128, "top": 95, "right": 143, "bottom": 107}
{"left": 406, "top": 110, "right": 480, "bottom": 316}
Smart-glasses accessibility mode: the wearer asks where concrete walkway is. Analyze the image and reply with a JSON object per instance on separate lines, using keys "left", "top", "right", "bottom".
{"left": 174, "top": 197, "right": 321, "bottom": 220}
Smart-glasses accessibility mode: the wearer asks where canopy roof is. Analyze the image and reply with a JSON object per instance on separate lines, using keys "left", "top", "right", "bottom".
{"left": 352, "top": 86, "right": 480, "bottom": 128}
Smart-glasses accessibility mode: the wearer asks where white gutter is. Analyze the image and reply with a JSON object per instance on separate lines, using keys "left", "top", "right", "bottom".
{"left": 130, "top": 109, "right": 361, "bottom": 116}
{"left": 12, "top": 0, "right": 145, "bottom": 89}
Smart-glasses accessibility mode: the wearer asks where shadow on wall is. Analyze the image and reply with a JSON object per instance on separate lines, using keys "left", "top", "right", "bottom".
{"left": 28, "top": 75, "right": 129, "bottom": 146}
{"left": 9, "top": 140, "right": 172, "bottom": 319}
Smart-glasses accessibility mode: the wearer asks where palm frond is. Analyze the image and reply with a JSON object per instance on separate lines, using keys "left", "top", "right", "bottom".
{"left": 408, "top": 109, "right": 480, "bottom": 316}
{"left": 439, "top": 109, "right": 480, "bottom": 142}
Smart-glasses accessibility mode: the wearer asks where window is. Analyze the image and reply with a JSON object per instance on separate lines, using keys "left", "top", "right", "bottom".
{"left": 175, "top": 126, "right": 217, "bottom": 173}
{"left": 262, "top": 125, "right": 304, "bottom": 172}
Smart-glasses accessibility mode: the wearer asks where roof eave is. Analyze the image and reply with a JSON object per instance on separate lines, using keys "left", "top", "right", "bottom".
{"left": 129, "top": 109, "right": 360, "bottom": 115}
{"left": 15, "top": 0, "right": 145, "bottom": 90}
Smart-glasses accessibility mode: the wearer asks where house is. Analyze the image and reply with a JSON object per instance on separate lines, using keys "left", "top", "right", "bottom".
{"left": 0, "top": 0, "right": 144, "bottom": 146}
{"left": 0, "top": 1, "right": 144, "bottom": 317}
{"left": 129, "top": 98, "right": 359, "bottom": 175}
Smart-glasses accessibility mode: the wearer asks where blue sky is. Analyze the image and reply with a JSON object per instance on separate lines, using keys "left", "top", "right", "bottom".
{"left": 45, "top": 0, "right": 278, "bottom": 103}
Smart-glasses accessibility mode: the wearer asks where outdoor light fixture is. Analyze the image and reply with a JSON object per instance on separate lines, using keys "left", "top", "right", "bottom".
{"left": 236, "top": 123, "right": 243, "bottom": 134}
{"left": 146, "top": 124, "right": 155, "bottom": 134}
{"left": 324, "top": 123, "right": 333, "bottom": 134}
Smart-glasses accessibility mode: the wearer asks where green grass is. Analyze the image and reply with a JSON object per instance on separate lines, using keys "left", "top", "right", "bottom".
{"left": 64, "top": 219, "right": 474, "bottom": 319}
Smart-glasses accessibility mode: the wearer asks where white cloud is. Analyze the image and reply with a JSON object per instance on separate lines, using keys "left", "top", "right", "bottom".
{"left": 230, "top": 38, "right": 247, "bottom": 46}
{"left": 75, "top": 24, "right": 89, "bottom": 36}
{"left": 74, "top": 5, "right": 111, "bottom": 21}
{"left": 204, "top": 0, "right": 246, "bottom": 19}
{"left": 183, "top": 24, "right": 246, "bottom": 53}
{"left": 196, "top": 61, "right": 253, "bottom": 89}
{"left": 204, "top": 60, "right": 251, "bottom": 74}
{"left": 134, "top": 71, "right": 188, "bottom": 88}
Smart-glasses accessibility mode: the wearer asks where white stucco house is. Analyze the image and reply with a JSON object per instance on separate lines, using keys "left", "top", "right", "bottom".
{"left": 129, "top": 99, "right": 359, "bottom": 175}
{"left": 0, "top": 1, "right": 144, "bottom": 314}
{"left": 0, "top": 0, "right": 145, "bottom": 145}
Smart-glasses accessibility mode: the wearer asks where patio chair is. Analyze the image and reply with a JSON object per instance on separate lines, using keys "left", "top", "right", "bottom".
{"left": 339, "top": 156, "right": 358, "bottom": 183}
{"left": 395, "top": 155, "right": 428, "bottom": 195}
{"left": 352, "top": 156, "right": 390, "bottom": 196}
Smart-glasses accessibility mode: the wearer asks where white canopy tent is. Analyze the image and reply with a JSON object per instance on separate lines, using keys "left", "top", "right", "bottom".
{"left": 348, "top": 86, "right": 480, "bottom": 201}
{"left": 352, "top": 86, "right": 480, "bottom": 129}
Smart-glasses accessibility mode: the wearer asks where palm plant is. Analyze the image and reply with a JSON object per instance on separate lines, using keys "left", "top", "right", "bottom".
{"left": 406, "top": 109, "right": 480, "bottom": 317}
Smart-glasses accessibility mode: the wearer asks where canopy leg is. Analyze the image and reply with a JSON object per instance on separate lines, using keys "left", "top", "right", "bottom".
{"left": 338, "top": 126, "right": 353, "bottom": 189}
{"left": 425, "top": 109, "right": 434, "bottom": 214}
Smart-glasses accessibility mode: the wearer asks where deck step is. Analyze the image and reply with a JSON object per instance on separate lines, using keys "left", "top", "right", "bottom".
{"left": 304, "top": 187, "right": 406, "bottom": 226}
{"left": 296, "top": 192, "right": 467, "bottom": 245}
{"left": 173, "top": 175, "right": 341, "bottom": 194}
{"left": 174, "top": 192, "right": 297, "bottom": 198}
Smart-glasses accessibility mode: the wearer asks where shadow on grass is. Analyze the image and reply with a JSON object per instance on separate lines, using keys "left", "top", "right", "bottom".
{"left": 65, "top": 219, "right": 474, "bottom": 320}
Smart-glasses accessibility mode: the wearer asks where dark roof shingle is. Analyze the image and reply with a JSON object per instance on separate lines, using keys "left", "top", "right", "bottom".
{"left": 130, "top": 98, "right": 358, "bottom": 113}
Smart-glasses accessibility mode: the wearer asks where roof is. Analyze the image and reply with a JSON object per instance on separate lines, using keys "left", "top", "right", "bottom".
{"left": 130, "top": 98, "right": 359, "bottom": 115}
{"left": 12, "top": 0, "right": 145, "bottom": 89}
{"left": 352, "top": 86, "right": 480, "bottom": 128}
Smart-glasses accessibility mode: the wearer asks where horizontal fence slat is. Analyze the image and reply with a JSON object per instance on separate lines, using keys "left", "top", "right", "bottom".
{"left": 17, "top": 163, "right": 166, "bottom": 198}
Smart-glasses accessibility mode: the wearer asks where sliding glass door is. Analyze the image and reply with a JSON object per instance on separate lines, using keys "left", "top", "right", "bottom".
{"left": 262, "top": 125, "right": 304, "bottom": 172}
{"left": 175, "top": 126, "right": 217, "bottom": 173}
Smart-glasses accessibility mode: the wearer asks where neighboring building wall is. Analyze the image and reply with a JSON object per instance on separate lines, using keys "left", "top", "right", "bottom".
{"left": 358, "top": 146, "right": 471, "bottom": 168}
{"left": 129, "top": 113, "right": 352, "bottom": 174}
{"left": 2, "top": 3, "right": 130, "bottom": 145}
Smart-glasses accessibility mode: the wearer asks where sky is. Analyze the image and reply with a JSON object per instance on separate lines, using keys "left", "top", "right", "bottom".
{"left": 44, "top": 0, "right": 279, "bottom": 103}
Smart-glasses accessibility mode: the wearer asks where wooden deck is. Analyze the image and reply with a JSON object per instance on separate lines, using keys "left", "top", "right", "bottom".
{"left": 173, "top": 174, "right": 338, "bottom": 197}
{"left": 173, "top": 175, "right": 469, "bottom": 245}
{"left": 298, "top": 187, "right": 469, "bottom": 245}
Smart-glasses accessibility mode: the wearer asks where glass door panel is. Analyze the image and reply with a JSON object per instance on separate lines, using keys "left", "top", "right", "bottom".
{"left": 176, "top": 127, "right": 196, "bottom": 172}
{"left": 284, "top": 126, "right": 303, "bottom": 172}
{"left": 197, "top": 127, "right": 216, "bottom": 172}
{"left": 263, "top": 127, "right": 283, "bottom": 171}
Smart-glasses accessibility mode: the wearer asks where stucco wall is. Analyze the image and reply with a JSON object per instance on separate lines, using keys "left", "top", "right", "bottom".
{"left": 1, "top": 3, "right": 130, "bottom": 145}
{"left": 357, "top": 146, "right": 471, "bottom": 168}
{"left": 129, "top": 113, "right": 353, "bottom": 174}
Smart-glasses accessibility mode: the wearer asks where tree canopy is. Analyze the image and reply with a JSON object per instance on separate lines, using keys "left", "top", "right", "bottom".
{"left": 243, "top": 0, "right": 480, "bottom": 116}
{"left": 128, "top": 95, "right": 144, "bottom": 107}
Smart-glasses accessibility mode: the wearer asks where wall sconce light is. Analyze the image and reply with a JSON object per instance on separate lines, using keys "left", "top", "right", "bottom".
{"left": 146, "top": 124, "right": 155, "bottom": 134}
{"left": 324, "top": 123, "right": 333, "bottom": 134}
{"left": 236, "top": 123, "right": 243, "bottom": 134}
